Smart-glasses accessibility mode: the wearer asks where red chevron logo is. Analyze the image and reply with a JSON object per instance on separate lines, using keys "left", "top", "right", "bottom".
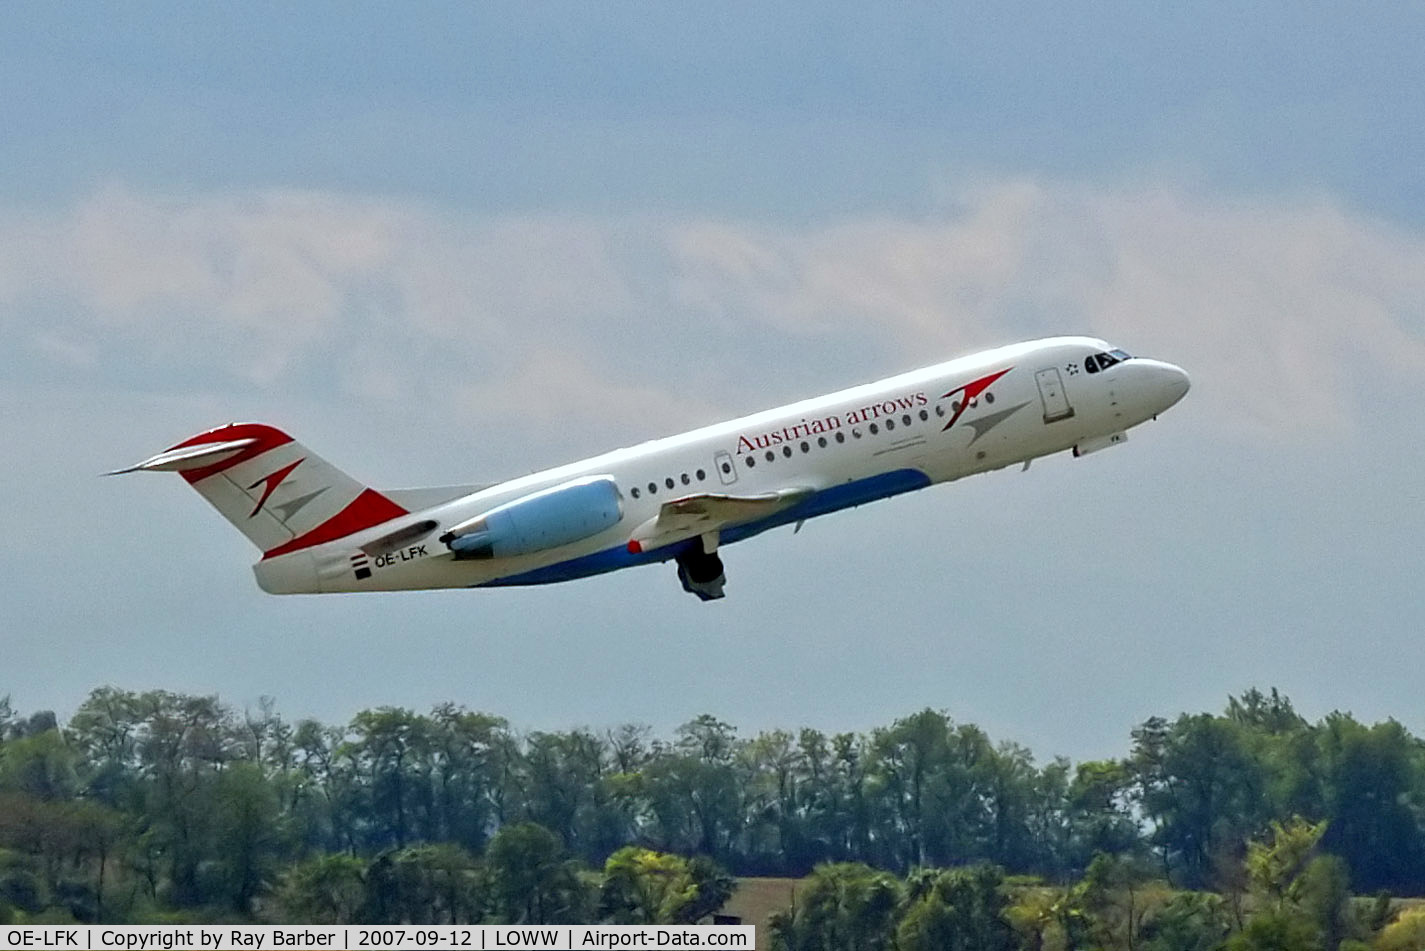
{"left": 941, "top": 367, "right": 1013, "bottom": 431}
{"left": 247, "top": 458, "right": 304, "bottom": 518}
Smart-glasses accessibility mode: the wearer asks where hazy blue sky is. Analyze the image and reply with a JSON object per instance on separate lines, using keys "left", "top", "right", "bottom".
{"left": 4, "top": 3, "right": 1422, "bottom": 761}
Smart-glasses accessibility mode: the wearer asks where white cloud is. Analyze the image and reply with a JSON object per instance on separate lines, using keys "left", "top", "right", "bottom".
{"left": 668, "top": 181, "right": 1425, "bottom": 439}
{"left": 3, "top": 182, "right": 1421, "bottom": 443}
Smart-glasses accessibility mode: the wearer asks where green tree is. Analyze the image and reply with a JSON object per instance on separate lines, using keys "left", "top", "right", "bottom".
{"left": 1294, "top": 855, "right": 1353, "bottom": 951}
{"left": 1130, "top": 713, "right": 1264, "bottom": 887}
{"left": 1138, "top": 891, "right": 1231, "bottom": 951}
{"left": 428, "top": 705, "right": 508, "bottom": 853}
{"left": 895, "top": 864, "right": 1015, "bottom": 951}
{"left": 0, "top": 729, "right": 79, "bottom": 801}
{"left": 797, "top": 731, "right": 874, "bottom": 867}
{"left": 1375, "top": 905, "right": 1425, "bottom": 951}
{"left": 126, "top": 690, "right": 237, "bottom": 907}
{"left": 485, "top": 823, "right": 589, "bottom": 924}
{"left": 1074, "top": 852, "right": 1142, "bottom": 951}
{"left": 212, "top": 761, "right": 285, "bottom": 914}
{"left": 349, "top": 707, "right": 435, "bottom": 849}
{"left": 869, "top": 709, "right": 953, "bottom": 869}
{"left": 1004, "top": 886, "right": 1058, "bottom": 951}
{"left": 1064, "top": 759, "right": 1139, "bottom": 874}
{"left": 768, "top": 862, "right": 900, "bottom": 951}
{"left": 367, "top": 844, "right": 487, "bottom": 925}
{"left": 276, "top": 854, "right": 368, "bottom": 924}
{"left": 522, "top": 729, "right": 617, "bottom": 862}
{"left": 597, "top": 846, "right": 733, "bottom": 924}
{"left": 1315, "top": 714, "right": 1425, "bottom": 893}
{"left": 1223, "top": 910, "right": 1317, "bottom": 951}
{"left": 290, "top": 718, "right": 359, "bottom": 854}
{"left": 739, "top": 729, "right": 807, "bottom": 873}
{"left": 67, "top": 688, "right": 144, "bottom": 816}
{"left": 640, "top": 716, "right": 743, "bottom": 860}
{"left": 0, "top": 849, "right": 45, "bottom": 922}
{"left": 1244, "top": 817, "right": 1327, "bottom": 911}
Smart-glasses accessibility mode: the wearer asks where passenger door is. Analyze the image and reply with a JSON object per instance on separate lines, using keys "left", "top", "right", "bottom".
{"left": 1035, "top": 367, "right": 1075, "bottom": 422}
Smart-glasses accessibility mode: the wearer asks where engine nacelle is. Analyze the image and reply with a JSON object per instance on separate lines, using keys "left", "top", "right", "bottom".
{"left": 441, "top": 476, "right": 623, "bottom": 559}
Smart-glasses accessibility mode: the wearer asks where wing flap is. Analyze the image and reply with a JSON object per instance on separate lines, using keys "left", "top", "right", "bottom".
{"left": 628, "top": 486, "right": 814, "bottom": 553}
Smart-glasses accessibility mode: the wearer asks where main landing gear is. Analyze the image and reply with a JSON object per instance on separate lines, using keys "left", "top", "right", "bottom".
{"left": 675, "top": 533, "right": 726, "bottom": 601}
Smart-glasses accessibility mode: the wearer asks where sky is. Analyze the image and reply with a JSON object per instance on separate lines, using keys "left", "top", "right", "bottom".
{"left": 3, "top": 3, "right": 1423, "bottom": 763}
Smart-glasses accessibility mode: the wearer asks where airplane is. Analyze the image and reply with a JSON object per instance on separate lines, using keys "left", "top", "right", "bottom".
{"left": 111, "top": 336, "right": 1189, "bottom": 601}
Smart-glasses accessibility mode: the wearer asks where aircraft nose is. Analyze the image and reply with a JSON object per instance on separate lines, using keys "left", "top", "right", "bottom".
{"left": 1135, "top": 359, "right": 1191, "bottom": 415}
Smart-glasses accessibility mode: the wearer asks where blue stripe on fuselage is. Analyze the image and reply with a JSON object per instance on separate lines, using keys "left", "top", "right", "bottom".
{"left": 476, "top": 468, "right": 932, "bottom": 588}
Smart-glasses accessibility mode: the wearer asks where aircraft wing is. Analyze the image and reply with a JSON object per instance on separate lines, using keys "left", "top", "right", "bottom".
{"left": 627, "top": 486, "right": 814, "bottom": 553}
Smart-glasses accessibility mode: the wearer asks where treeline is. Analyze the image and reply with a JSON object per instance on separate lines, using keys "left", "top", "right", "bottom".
{"left": 773, "top": 828, "right": 1425, "bottom": 951}
{"left": 1, "top": 687, "right": 1423, "bottom": 926}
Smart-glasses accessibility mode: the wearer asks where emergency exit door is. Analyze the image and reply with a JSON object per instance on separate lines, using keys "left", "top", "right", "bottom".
{"left": 713, "top": 450, "right": 738, "bottom": 485}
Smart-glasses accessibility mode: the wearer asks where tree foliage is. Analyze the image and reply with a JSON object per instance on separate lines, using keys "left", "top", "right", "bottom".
{"left": 2, "top": 684, "right": 1425, "bottom": 933}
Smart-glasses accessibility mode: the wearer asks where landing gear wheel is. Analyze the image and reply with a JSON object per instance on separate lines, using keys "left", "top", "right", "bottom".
{"left": 676, "top": 550, "right": 726, "bottom": 601}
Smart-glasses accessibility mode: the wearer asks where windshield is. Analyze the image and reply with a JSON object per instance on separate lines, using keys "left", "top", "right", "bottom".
{"left": 1085, "top": 349, "right": 1133, "bottom": 373}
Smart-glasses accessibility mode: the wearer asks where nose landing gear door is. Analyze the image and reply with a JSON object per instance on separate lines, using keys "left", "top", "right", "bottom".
{"left": 714, "top": 450, "right": 738, "bottom": 486}
{"left": 1035, "top": 367, "right": 1075, "bottom": 423}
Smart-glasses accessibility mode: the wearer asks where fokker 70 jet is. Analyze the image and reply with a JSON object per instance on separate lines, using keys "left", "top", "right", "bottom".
{"left": 113, "top": 336, "right": 1189, "bottom": 600}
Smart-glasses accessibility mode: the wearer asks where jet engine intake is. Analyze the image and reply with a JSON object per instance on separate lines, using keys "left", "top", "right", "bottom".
{"left": 440, "top": 476, "right": 623, "bottom": 559}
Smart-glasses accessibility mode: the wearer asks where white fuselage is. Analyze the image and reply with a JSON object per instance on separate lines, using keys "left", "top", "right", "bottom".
{"left": 253, "top": 336, "right": 1189, "bottom": 595}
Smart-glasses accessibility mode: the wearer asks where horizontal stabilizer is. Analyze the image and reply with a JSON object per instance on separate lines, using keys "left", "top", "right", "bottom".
{"left": 105, "top": 437, "right": 258, "bottom": 475}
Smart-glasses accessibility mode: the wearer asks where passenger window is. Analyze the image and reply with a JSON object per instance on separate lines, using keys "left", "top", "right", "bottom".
{"left": 681, "top": 473, "right": 690, "bottom": 485}
{"left": 765, "top": 451, "right": 775, "bottom": 462}
{"left": 631, "top": 487, "right": 641, "bottom": 499}
{"left": 835, "top": 432, "right": 846, "bottom": 443}
{"left": 746, "top": 456, "right": 756, "bottom": 468}
{"left": 800, "top": 441, "right": 810, "bottom": 453}
{"left": 935, "top": 405, "right": 945, "bottom": 417}
{"left": 885, "top": 419, "right": 894, "bottom": 431}
{"left": 665, "top": 477, "right": 674, "bottom": 490}
{"left": 818, "top": 436, "right": 828, "bottom": 448}
{"left": 902, "top": 414, "right": 911, "bottom": 426}
{"left": 984, "top": 392, "right": 994, "bottom": 404}
{"left": 648, "top": 482, "right": 657, "bottom": 494}
{"left": 720, "top": 462, "right": 731, "bottom": 475}
{"left": 852, "top": 429, "right": 862, "bottom": 438}
{"left": 919, "top": 409, "right": 929, "bottom": 421}
{"left": 697, "top": 469, "right": 707, "bottom": 480}
{"left": 782, "top": 445, "right": 792, "bottom": 457}
{"left": 869, "top": 423, "right": 879, "bottom": 435}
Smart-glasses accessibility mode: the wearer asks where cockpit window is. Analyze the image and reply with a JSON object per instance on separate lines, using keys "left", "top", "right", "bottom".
{"left": 1085, "top": 349, "right": 1133, "bottom": 373}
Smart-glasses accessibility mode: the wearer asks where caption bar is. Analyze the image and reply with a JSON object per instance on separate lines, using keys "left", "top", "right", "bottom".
{"left": 1, "top": 925, "right": 755, "bottom": 951}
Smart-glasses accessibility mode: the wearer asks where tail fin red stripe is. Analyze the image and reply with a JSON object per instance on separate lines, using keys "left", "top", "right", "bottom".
{"left": 262, "top": 489, "right": 409, "bottom": 560}
{"left": 175, "top": 424, "right": 295, "bottom": 484}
